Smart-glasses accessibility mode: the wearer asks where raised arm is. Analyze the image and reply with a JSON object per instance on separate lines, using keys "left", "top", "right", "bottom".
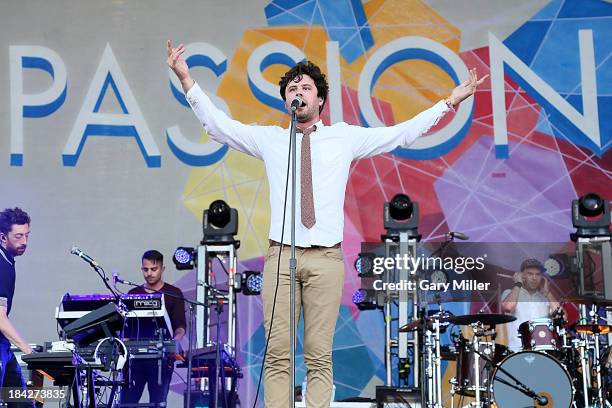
{"left": 445, "top": 68, "right": 489, "bottom": 108}
{"left": 166, "top": 40, "right": 266, "bottom": 159}
{"left": 351, "top": 68, "right": 488, "bottom": 159}
{"left": 501, "top": 272, "right": 523, "bottom": 314}
{"left": 167, "top": 41, "right": 195, "bottom": 95}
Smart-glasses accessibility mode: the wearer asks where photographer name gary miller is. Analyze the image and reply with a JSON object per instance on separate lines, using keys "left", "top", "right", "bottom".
{"left": 372, "top": 279, "right": 491, "bottom": 292}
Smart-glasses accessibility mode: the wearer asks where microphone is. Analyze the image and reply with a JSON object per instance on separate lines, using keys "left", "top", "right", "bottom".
{"left": 112, "top": 273, "right": 137, "bottom": 286}
{"left": 70, "top": 246, "right": 99, "bottom": 267}
{"left": 290, "top": 96, "right": 306, "bottom": 109}
{"left": 447, "top": 231, "right": 470, "bottom": 241}
{"left": 536, "top": 394, "right": 548, "bottom": 406}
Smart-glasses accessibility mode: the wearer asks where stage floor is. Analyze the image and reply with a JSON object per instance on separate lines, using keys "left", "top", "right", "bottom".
{"left": 296, "top": 403, "right": 376, "bottom": 408}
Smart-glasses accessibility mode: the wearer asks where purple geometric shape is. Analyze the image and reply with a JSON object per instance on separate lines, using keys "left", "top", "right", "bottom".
{"left": 434, "top": 136, "right": 576, "bottom": 242}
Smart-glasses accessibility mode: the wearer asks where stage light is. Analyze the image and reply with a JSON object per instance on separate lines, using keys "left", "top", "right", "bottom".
{"left": 202, "top": 200, "right": 239, "bottom": 245}
{"left": 209, "top": 200, "right": 231, "bottom": 228}
{"left": 389, "top": 194, "right": 413, "bottom": 221}
{"left": 429, "top": 270, "right": 448, "bottom": 285}
{"left": 579, "top": 193, "right": 605, "bottom": 217}
{"left": 383, "top": 193, "right": 421, "bottom": 241}
{"left": 571, "top": 193, "right": 611, "bottom": 241}
{"left": 351, "top": 289, "right": 383, "bottom": 311}
{"left": 173, "top": 247, "right": 195, "bottom": 270}
{"left": 244, "top": 271, "right": 263, "bottom": 295}
{"left": 354, "top": 253, "right": 376, "bottom": 277}
{"left": 542, "top": 253, "right": 578, "bottom": 279}
{"left": 544, "top": 257, "right": 563, "bottom": 277}
{"left": 234, "top": 270, "right": 262, "bottom": 296}
{"left": 352, "top": 289, "right": 367, "bottom": 304}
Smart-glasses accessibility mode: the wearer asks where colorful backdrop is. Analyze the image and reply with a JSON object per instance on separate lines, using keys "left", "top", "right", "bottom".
{"left": 0, "top": 0, "right": 610, "bottom": 405}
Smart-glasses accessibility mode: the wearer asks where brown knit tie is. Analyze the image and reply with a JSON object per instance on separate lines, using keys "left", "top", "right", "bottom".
{"left": 299, "top": 125, "right": 316, "bottom": 229}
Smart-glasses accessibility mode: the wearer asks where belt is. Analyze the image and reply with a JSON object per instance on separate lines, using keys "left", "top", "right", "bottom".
{"left": 269, "top": 239, "right": 341, "bottom": 249}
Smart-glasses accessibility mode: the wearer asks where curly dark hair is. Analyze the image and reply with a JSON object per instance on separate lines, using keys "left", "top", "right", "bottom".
{"left": 0, "top": 207, "right": 31, "bottom": 235}
{"left": 279, "top": 60, "right": 329, "bottom": 113}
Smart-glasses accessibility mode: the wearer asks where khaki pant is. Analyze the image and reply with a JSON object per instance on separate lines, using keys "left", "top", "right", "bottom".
{"left": 262, "top": 245, "right": 345, "bottom": 408}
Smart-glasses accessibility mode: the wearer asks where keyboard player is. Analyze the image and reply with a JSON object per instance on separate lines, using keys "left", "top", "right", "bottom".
{"left": 121, "top": 250, "right": 186, "bottom": 407}
{"left": 0, "top": 208, "right": 34, "bottom": 408}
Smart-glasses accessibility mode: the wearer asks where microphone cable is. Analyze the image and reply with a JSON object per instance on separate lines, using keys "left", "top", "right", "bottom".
{"left": 252, "top": 122, "right": 295, "bottom": 408}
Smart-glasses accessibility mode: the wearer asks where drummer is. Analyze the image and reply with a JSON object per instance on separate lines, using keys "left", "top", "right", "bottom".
{"left": 501, "top": 258, "right": 562, "bottom": 351}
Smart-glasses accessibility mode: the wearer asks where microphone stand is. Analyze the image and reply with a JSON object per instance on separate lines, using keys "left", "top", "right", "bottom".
{"left": 81, "top": 260, "right": 123, "bottom": 407}
{"left": 289, "top": 103, "right": 298, "bottom": 408}
{"left": 472, "top": 347, "right": 547, "bottom": 405}
{"left": 116, "top": 279, "right": 208, "bottom": 408}
{"left": 94, "top": 265, "right": 121, "bottom": 302}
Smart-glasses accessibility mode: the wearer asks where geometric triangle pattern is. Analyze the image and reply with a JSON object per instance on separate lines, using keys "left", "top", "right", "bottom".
{"left": 179, "top": 0, "right": 612, "bottom": 405}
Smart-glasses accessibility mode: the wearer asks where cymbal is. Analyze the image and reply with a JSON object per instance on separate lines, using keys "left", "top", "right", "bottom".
{"left": 399, "top": 311, "right": 453, "bottom": 332}
{"left": 574, "top": 324, "right": 612, "bottom": 335}
{"left": 565, "top": 296, "right": 612, "bottom": 307}
{"left": 449, "top": 313, "right": 516, "bottom": 326}
{"left": 399, "top": 321, "right": 422, "bottom": 332}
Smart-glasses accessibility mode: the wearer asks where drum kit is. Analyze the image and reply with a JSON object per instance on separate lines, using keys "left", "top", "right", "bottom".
{"left": 400, "top": 297, "right": 612, "bottom": 407}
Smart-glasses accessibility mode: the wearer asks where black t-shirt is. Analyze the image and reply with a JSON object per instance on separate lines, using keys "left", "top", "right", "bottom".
{"left": 128, "top": 282, "right": 187, "bottom": 337}
{"left": 0, "top": 246, "right": 16, "bottom": 346}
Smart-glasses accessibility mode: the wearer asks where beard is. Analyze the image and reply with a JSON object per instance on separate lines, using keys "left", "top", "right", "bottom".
{"left": 296, "top": 105, "right": 318, "bottom": 123}
{"left": 8, "top": 245, "right": 26, "bottom": 257}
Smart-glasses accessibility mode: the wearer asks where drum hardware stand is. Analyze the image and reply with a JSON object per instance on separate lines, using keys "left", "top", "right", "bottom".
{"left": 434, "top": 314, "right": 443, "bottom": 408}
{"left": 580, "top": 304, "right": 608, "bottom": 408}
{"left": 452, "top": 322, "right": 488, "bottom": 408}
{"left": 574, "top": 235, "right": 612, "bottom": 408}
{"left": 587, "top": 304, "right": 606, "bottom": 408}
{"left": 574, "top": 332, "right": 592, "bottom": 408}
{"left": 593, "top": 330, "right": 605, "bottom": 408}
{"left": 423, "top": 309, "right": 448, "bottom": 408}
{"left": 472, "top": 324, "right": 483, "bottom": 408}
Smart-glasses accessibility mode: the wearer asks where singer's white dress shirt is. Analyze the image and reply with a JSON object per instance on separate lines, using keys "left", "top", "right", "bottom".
{"left": 185, "top": 82, "right": 452, "bottom": 247}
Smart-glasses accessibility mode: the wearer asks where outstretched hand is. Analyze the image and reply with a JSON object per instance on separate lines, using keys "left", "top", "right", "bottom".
{"left": 448, "top": 68, "right": 489, "bottom": 106}
{"left": 166, "top": 40, "right": 191, "bottom": 86}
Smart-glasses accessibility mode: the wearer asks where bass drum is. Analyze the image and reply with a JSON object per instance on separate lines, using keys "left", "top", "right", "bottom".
{"left": 491, "top": 351, "right": 573, "bottom": 408}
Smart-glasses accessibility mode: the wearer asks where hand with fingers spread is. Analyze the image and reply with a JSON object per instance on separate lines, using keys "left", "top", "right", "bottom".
{"left": 446, "top": 68, "right": 489, "bottom": 107}
{"left": 166, "top": 40, "right": 194, "bottom": 92}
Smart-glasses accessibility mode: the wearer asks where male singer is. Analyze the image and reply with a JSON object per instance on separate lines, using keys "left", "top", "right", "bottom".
{"left": 167, "top": 40, "right": 487, "bottom": 408}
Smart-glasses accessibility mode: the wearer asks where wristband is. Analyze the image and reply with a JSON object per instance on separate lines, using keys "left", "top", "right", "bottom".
{"left": 444, "top": 96, "right": 455, "bottom": 109}
{"left": 512, "top": 282, "right": 523, "bottom": 289}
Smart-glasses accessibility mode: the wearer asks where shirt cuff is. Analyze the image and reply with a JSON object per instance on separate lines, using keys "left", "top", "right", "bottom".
{"left": 442, "top": 98, "right": 457, "bottom": 113}
{"left": 185, "top": 81, "right": 202, "bottom": 106}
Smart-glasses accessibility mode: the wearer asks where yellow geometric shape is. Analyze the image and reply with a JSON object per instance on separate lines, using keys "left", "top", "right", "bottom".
{"left": 182, "top": 132, "right": 269, "bottom": 260}
{"left": 362, "top": 0, "right": 462, "bottom": 122}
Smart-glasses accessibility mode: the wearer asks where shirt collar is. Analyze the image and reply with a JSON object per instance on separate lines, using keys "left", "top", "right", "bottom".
{"left": 288, "top": 119, "right": 324, "bottom": 132}
{"left": 0, "top": 245, "right": 14, "bottom": 266}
